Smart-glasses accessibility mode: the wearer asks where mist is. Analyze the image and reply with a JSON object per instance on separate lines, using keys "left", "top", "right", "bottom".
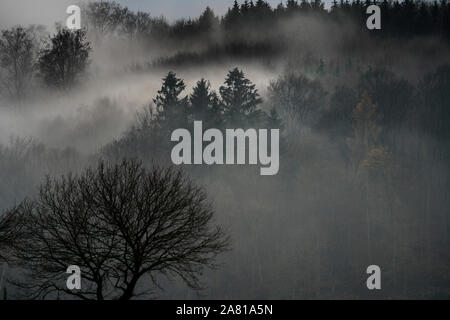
{"left": 0, "top": 0, "right": 449, "bottom": 299}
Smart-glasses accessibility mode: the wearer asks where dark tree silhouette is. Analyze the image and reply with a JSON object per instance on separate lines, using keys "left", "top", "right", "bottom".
{"left": 82, "top": 1, "right": 123, "bottom": 36}
{"left": 219, "top": 67, "right": 262, "bottom": 126}
{"left": 38, "top": 29, "right": 90, "bottom": 89}
{"left": 153, "top": 72, "right": 189, "bottom": 130}
{"left": 80, "top": 0, "right": 450, "bottom": 45}
{"left": 7, "top": 160, "right": 229, "bottom": 300}
{"left": 198, "top": 7, "right": 220, "bottom": 32}
{"left": 189, "top": 78, "right": 221, "bottom": 126}
{"left": 0, "top": 27, "right": 37, "bottom": 101}
{"left": 223, "top": 0, "right": 242, "bottom": 29}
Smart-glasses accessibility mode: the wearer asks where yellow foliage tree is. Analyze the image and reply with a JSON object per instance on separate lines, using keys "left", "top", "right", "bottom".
{"left": 346, "top": 91, "right": 383, "bottom": 173}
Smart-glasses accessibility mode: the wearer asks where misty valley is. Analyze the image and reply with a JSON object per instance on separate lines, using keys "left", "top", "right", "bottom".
{"left": 0, "top": 0, "right": 449, "bottom": 301}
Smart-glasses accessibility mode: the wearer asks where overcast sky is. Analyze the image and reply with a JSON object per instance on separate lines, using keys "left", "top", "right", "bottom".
{"left": 0, "top": 0, "right": 334, "bottom": 29}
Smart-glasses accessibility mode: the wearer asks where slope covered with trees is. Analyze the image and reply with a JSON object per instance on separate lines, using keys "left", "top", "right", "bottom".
{"left": 0, "top": 1, "right": 449, "bottom": 299}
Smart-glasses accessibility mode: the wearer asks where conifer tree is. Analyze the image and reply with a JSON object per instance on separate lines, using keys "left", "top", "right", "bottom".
{"left": 219, "top": 67, "right": 262, "bottom": 126}
{"left": 189, "top": 78, "right": 221, "bottom": 127}
{"left": 153, "top": 72, "right": 188, "bottom": 129}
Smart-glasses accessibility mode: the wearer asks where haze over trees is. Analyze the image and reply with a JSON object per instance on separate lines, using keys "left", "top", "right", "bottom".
{"left": 0, "top": 0, "right": 449, "bottom": 299}
{"left": 0, "top": 27, "right": 37, "bottom": 102}
{"left": 38, "top": 29, "right": 91, "bottom": 89}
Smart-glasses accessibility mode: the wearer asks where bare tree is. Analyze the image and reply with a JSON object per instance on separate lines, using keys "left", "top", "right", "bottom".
{"left": 82, "top": 1, "right": 123, "bottom": 38}
{"left": 7, "top": 159, "right": 229, "bottom": 300}
{"left": 0, "top": 205, "right": 27, "bottom": 262}
{"left": 0, "top": 27, "right": 37, "bottom": 102}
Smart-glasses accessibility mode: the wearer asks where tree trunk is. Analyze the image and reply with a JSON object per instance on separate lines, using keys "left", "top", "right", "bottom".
{"left": 119, "top": 276, "right": 139, "bottom": 300}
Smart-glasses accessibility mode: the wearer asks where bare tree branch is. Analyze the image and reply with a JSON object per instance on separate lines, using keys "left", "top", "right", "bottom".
{"left": 6, "top": 159, "right": 230, "bottom": 300}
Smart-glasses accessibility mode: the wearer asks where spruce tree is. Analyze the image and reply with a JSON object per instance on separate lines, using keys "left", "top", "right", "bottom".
{"left": 219, "top": 67, "right": 262, "bottom": 126}
{"left": 153, "top": 72, "right": 188, "bottom": 130}
{"left": 189, "top": 78, "right": 221, "bottom": 126}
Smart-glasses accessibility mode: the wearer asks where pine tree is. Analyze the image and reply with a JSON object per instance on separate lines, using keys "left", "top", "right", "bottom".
{"left": 275, "top": 1, "right": 286, "bottom": 15}
{"left": 189, "top": 78, "right": 221, "bottom": 127}
{"left": 153, "top": 72, "right": 188, "bottom": 130}
{"left": 219, "top": 67, "right": 262, "bottom": 126}
{"left": 286, "top": 0, "right": 300, "bottom": 12}
{"left": 198, "top": 6, "right": 219, "bottom": 32}
{"left": 223, "top": 0, "right": 241, "bottom": 28}
{"left": 241, "top": 1, "right": 251, "bottom": 15}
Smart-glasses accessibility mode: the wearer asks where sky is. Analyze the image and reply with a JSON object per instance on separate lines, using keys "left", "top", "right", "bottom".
{"left": 0, "top": 0, "right": 333, "bottom": 28}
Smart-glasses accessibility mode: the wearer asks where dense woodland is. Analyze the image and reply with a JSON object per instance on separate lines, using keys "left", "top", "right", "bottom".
{"left": 0, "top": 0, "right": 449, "bottom": 299}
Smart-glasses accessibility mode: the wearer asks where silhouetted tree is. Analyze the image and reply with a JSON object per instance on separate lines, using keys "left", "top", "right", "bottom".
{"left": 7, "top": 160, "right": 229, "bottom": 300}
{"left": 286, "top": 0, "right": 300, "bottom": 12}
{"left": 198, "top": 7, "right": 220, "bottom": 32}
{"left": 189, "top": 78, "right": 221, "bottom": 126}
{"left": 119, "top": 7, "right": 138, "bottom": 39}
{"left": 38, "top": 29, "right": 91, "bottom": 89}
{"left": 153, "top": 71, "right": 189, "bottom": 130}
{"left": 219, "top": 67, "right": 262, "bottom": 126}
{"left": 83, "top": 1, "right": 123, "bottom": 36}
{"left": 83, "top": 0, "right": 450, "bottom": 45}
{"left": 0, "top": 27, "right": 37, "bottom": 101}
{"left": 223, "top": 0, "right": 242, "bottom": 29}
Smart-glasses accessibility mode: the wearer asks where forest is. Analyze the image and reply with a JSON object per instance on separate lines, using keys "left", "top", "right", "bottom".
{"left": 0, "top": 0, "right": 449, "bottom": 299}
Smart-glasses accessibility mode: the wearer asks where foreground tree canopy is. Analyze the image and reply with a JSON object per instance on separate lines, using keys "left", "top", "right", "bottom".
{"left": 3, "top": 160, "right": 229, "bottom": 300}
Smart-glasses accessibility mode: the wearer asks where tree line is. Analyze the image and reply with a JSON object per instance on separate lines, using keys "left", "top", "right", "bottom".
{"left": 82, "top": 0, "right": 450, "bottom": 40}
{"left": 102, "top": 68, "right": 283, "bottom": 162}
{"left": 2, "top": 0, "right": 449, "bottom": 102}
